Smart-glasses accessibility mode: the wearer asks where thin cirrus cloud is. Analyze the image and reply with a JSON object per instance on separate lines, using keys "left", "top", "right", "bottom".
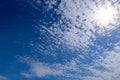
{"left": 0, "top": 75, "right": 7, "bottom": 80}
{"left": 21, "top": 62, "right": 62, "bottom": 78}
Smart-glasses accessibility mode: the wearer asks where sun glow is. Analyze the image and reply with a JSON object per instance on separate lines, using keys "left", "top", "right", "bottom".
{"left": 94, "top": 3, "right": 118, "bottom": 27}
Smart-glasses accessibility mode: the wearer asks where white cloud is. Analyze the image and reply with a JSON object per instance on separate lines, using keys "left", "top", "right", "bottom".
{"left": 34, "top": 0, "right": 119, "bottom": 54}
{"left": 21, "top": 61, "right": 62, "bottom": 78}
{"left": 86, "top": 44, "right": 120, "bottom": 80}
{"left": 30, "top": 62, "right": 62, "bottom": 77}
{"left": 58, "top": 0, "right": 119, "bottom": 32}
{"left": 0, "top": 75, "right": 7, "bottom": 80}
{"left": 21, "top": 72, "right": 32, "bottom": 78}
{"left": 21, "top": 44, "right": 120, "bottom": 80}
{"left": 22, "top": 0, "right": 120, "bottom": 80}
{"left": 20, "top": 57, "right": 83, "bottom": 79}
{"left": 27, "top": 0, "right": 57, "bottom": 11}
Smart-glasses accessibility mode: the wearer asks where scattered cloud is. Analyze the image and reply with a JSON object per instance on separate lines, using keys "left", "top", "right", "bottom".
{"left": 32, "top": 0, "right": 120, "bottom": 56}
{"left": 85, "top": 44, "right": 120, "bottom": 80}
{"left": 21, "top": 43, "right": 120, "bottom": 80}
{"left": 24, "top": 0, "right": 57, "bottom": 11}
{"left": 20, "top": 57, "right": 84, "bottom": 79}
{"left": 21, "top": 0, "right": 120, "bottom": 80}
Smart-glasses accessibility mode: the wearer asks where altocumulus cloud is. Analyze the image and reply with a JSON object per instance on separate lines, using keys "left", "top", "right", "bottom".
{"left": 31, "top": 0, "right": 120, "bottom": 56}
{"left": 20, "top": 57, "right": 84, "bottom": 79}
{"left": 20, "top": 0, "right": 120, "bottom": 80}
{"left": 84, "top": 43, "right": 120, "bottom": 80}
{"left": 21, "top": 42, "right": 120, "bottom": 80}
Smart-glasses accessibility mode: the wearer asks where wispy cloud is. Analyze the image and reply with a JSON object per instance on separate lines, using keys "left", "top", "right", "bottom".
{"left": 0, "top": 75, "right": 7, "bottom": 80}
{"left": 20, "top": 57, "right": 83, "bottom": 79}
{"left": 24, "top": 0, "right": 57, "bottom": 11}
{"left": 85, "top": 43, "right": 120, "bottom": 80}
{"left": 21, "top": 59, "right": 62, "bottom": 78}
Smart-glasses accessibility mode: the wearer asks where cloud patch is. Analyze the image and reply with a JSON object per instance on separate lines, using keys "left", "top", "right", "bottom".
{"left": 21, "top": 61, "right": 62, "bottom": 78}
{"left": 21, "top": 44, "right": 120, "bottom": 80}
{"left": 86, "top": 44, "right": 120, "bottom": 80}
{"left": 0, "top": 75, "right": 7, "bottom": 80}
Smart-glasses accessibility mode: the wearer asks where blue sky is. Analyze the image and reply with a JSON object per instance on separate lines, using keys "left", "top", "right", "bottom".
{"left": 0, "top": 0, "right": 120, "bottom": 80}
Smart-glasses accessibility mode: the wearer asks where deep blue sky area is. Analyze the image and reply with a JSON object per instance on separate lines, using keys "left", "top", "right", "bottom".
{"left": 0, "top": 0, "right": 36, "bottom": 79}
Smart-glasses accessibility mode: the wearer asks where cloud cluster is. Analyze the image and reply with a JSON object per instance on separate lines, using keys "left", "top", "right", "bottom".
{"left": 21, "top": 0, "right": 120, "bottom": 80}
{"left": 86, "top": 45, "right": 120, "bottom": 80}
{"left": 21, "top": 43, "right": 120, "bottom": 80}
{"left": 32, "top": 0, "right": 120, "bottom": 56}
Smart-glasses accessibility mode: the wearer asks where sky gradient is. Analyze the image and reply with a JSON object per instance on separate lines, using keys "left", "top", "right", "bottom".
{"left": 0, "top": 0, "right": 120, "bottom": 80}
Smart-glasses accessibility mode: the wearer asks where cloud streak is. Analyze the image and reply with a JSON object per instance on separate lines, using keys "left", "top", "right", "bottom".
{"left": 21, "top": 60, "right": 62, "bottom": 78}
{"left": 0, "top": 75, "right": 7, "bottom": 80}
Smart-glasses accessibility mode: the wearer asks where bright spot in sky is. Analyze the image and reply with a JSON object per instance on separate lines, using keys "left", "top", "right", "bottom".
{"left": 94, "top": 3, "right": 118, "bottom": 27}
